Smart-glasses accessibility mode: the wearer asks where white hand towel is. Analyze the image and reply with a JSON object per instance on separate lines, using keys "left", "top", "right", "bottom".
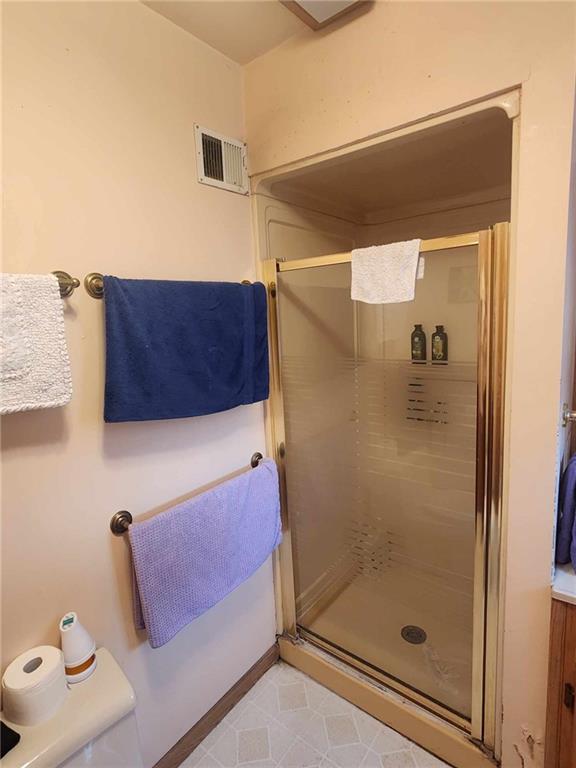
{"left": 351, "top": 239, "right": 422, "bottom": 304}
{"left": 1, "top": 274, "right": 72, "bottom": 414}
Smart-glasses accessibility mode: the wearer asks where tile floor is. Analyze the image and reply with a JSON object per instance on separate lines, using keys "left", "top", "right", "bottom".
{"left": 182, "top": 661, "right": 452, "bottom": 768}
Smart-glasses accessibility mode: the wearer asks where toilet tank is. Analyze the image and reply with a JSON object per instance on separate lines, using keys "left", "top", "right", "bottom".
{"left": 59, "top": 712, "right": 143, "bottom": 768}
{"left": 1, "top": 649, "right": 142, "bottom": 768}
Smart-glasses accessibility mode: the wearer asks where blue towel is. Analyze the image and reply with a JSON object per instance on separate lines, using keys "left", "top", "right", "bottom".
{"left": 555, "top": 454, "right": 576, "bottom": 571}
{"left": 129, "top": 458, "right": 282, "bottom": 648}
{"left": 103, "top": 277, "right": 269, "bottom": 422}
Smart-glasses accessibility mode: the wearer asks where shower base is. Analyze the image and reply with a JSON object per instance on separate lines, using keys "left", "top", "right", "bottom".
{"left": 298, "top": 569, "right": 472, "bottom": 720}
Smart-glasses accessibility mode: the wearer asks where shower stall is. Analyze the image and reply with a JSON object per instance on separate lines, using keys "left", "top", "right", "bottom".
{"left": 255, "top": 101, "right": 513, "bottom": 765}
{"left": 266, "top": 226, "right": 507, "bottom": 733}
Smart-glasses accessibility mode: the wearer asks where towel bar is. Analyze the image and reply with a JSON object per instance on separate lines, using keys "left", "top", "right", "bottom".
{"left": 52, "top": 271, "right": 80, "bottom": 298}
{"left": 85, "top": 275, "right": 253, "bottom": 299}
{"left": 110, "top": 452, "right": 265, "bottom": 535}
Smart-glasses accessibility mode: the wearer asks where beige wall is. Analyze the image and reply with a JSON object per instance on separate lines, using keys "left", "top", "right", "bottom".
{"left": 1, "top": 3, "right": 275, "bottom": 766}
{"left": 246, "top": 3, "right": 576, "bottom": 766}
{"left": 3, "top": 2, "right": 576, "bottom": 767}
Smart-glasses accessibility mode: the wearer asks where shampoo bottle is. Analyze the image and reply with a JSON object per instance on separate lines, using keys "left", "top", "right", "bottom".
{"left": 431, "top": 325, "right": 448, "bottom": 363}
{"left": 411, "top": 324, "right": 426, "bottom": 363}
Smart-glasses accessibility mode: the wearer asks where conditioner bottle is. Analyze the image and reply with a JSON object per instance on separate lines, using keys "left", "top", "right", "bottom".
{"left": 431, "top": 325, "right": 448, "bottom": 363}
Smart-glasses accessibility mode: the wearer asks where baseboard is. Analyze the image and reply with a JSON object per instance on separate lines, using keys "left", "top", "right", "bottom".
{"left": 153, "top": 644, "right": 280, "bottom": 768}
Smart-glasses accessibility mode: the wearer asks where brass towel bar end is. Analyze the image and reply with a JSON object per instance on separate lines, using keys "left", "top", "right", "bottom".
{"left": 110, "top": 510, "right": 133, "bottom": 536}
{"left": 250, "top": 452, "right": 263, "bottom": 467}
{"left": 110, "top": 452, "right": 264, "bottom": 536}
{"left": 85, "top": 272, "right": 104, "bottom": 299}
{"left": 52, "top": 271, "right": 80, "bottom": 298}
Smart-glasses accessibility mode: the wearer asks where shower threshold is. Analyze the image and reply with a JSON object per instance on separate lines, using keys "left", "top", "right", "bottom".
{"left": 278, "top": 635, "right": 494, "bottom": 768}
{"left": 296, "top": 626, "right": 470, "bottom": 733}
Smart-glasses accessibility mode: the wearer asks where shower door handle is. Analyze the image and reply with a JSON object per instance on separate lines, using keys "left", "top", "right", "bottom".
{"left": 562, "top": 403, "right": 576, "bottom": 427}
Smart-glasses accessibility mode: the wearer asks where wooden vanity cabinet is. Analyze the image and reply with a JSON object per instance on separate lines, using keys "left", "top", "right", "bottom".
{"left": 546, "top": 599, "right": 576, "bottom": 767}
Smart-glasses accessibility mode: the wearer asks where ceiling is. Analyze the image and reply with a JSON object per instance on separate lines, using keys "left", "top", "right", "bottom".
{"left": 268, "top": 109, "right": 514, "bottom": 223}
{"left": 144, "top": 1, "right": 306, "bottom": 64}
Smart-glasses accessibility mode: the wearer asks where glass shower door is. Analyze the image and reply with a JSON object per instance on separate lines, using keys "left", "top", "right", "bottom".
{"left": 276, "top": 244, "right": 480, "bottom": 722}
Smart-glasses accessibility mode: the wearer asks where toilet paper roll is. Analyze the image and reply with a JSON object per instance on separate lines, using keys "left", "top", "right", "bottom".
{"left": 2, "top": 645, "right": 68, "bottom": 726}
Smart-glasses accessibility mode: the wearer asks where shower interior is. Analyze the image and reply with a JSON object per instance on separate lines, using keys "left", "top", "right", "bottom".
{"left": 279, "top": 248, "right": 479, "bottom": 721}
{"left": 257, "top": 106, "right": 513, "bottom": 744}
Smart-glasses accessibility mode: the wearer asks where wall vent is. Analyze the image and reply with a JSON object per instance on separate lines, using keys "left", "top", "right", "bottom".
{"left": 194, "top": 125, "right": 248, "bottom": 195}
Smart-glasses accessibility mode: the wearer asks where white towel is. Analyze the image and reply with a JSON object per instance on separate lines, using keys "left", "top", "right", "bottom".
{"left": 351, "top": 239, "right": 422, "bottom": 304}
{"left": 0, "top": 274, "right": 72, "bottom": 414}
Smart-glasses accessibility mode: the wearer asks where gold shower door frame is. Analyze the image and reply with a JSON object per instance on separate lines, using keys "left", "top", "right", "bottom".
{"left": 262, "top": 225, "right": 508, "bottom": 753}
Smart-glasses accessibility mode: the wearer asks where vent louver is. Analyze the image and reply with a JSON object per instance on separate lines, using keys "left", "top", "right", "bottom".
{"left": 195, "top": 125, "right": 248, "bottom": 195}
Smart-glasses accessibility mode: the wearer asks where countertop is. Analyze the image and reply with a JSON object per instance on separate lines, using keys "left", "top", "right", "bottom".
{"left": 552, "top": 562, "right": 576, "bottom": 605}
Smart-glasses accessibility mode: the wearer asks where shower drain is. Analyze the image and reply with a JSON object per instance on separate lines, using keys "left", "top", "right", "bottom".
{"left": 401, "top": 625, "right": 427, "bottom": 644}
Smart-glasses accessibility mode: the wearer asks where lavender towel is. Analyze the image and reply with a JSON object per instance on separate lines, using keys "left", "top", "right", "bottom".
{"left": 129, "top": 459, "right": 281, "bottom": 648}
{"left": 556, "top": 454, "right": 576, "bottom": 572}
